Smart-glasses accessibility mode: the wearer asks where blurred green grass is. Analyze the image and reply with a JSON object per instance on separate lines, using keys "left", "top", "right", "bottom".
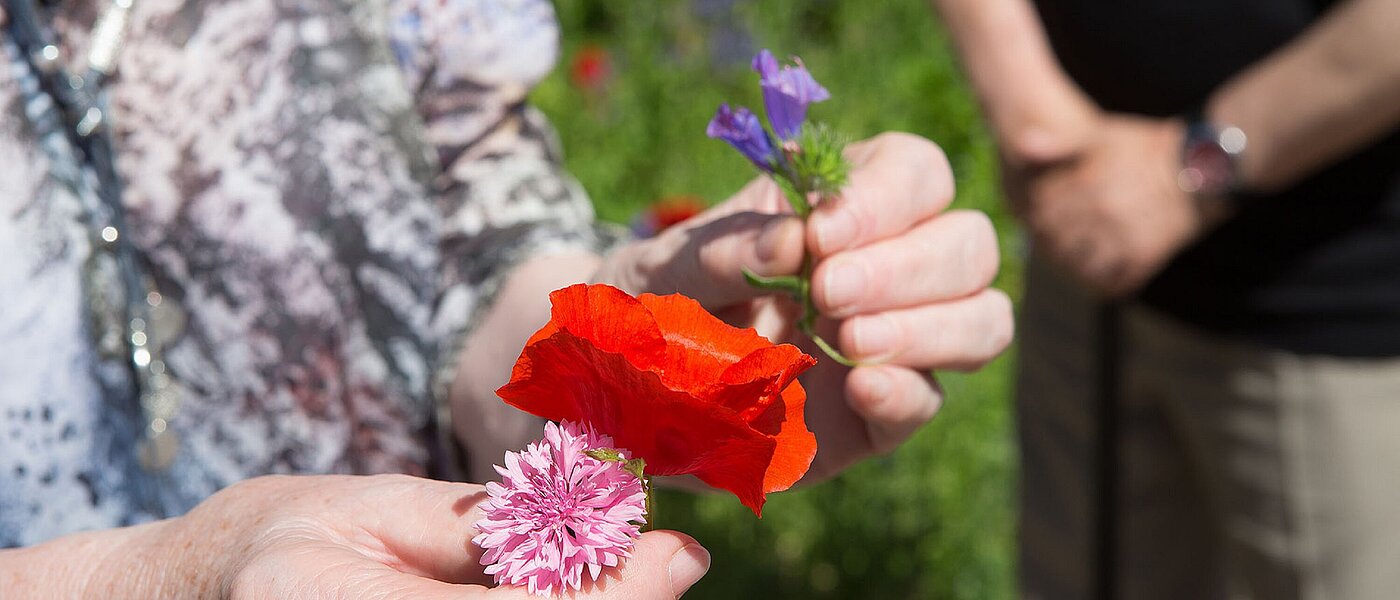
{"left": 533, "top": 1, "right": 1024, "bottom": 597}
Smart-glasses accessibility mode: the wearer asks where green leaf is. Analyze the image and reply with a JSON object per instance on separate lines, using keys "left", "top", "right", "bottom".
{"left": 624, "top": 458, "right": 647, "bottom": 479}
{"left": 585, "top": 448, "right": 625, "bottom": 462}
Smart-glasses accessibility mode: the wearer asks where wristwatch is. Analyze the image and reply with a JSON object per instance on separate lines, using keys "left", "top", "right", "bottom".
{"left": 1178, "top": 117, "right": 1248, "bottom": 200}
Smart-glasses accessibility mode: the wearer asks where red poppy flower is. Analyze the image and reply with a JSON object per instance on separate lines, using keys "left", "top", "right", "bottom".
{"left": 569, "top": 45, "right": 612, "bottom": 92}
{"left": 497, "top": 283, "right": 817, "bottom": 516}
{"left": 630, "top": 195, "right": 707, "bottom": 238}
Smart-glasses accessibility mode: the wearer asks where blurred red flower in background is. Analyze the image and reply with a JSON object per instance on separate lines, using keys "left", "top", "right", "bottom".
{"left": 570, "top": 44, "right": 613, "bottom": 92}
{"left": 630, "top": 195, "right": 706, "bottom": 238}
{"left": 497, "top": 284, "right": 817, "bottom": 516}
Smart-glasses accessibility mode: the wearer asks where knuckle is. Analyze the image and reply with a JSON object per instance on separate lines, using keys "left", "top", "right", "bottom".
{"left": 874, "top": 131, "right": 934, "bottom": 159}
{"left": 982, "top": 290, "right": 1016, "bottom": 359}
{"left": 627, "top": 238, "right": 676, "bottom": 294}
{"left": 938, "top": 210, "right": 1000, "bottom": 289}
{"left": 869, "top": 431, "right": 904, "bottom": 456}
{"left": 361, "top": 472, "right": 416, "bottom": 487}
{"left": 917, "top": 376, "right": 944, "bottom": 423}
{"left": 227, "top": 557, "right": 277, "bottom": 600}
{"left": 900, "top": 136, "right": 954, "bottom": 203}
{"left": 967, "top": 213, "right": 1002, "bottom": 286}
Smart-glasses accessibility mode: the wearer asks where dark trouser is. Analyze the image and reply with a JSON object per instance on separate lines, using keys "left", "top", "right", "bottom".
{"left": 1017, "top": 259, "right": 1400, "bottom": 600}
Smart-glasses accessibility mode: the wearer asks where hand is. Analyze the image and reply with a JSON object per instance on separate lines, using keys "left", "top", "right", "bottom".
{"left": 1003, "top": 114, "right": 1222, "bottom": 297}
{"left": 3, "top": 475, "right": 709, "bottom": 599}
{"left": 595, "top": 132, "right": 1014, "bottom": 479}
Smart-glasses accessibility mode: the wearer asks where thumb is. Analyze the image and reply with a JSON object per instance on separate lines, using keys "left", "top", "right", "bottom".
{"left": 1008, "top": 126, "right": 1087, "bottom": 166}
{"left": 1001, "top": 89, "right": 1101, "bottom": 168}
{"left": 483, "top": 530, "right": 711, "bottom": 599}
{"left": 615, "top": 211, "right": 806, "bottom": 310}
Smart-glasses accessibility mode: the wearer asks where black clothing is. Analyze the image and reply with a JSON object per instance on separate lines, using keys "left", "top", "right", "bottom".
{"left": 1033, "top": 0, "right": 1400, "bottom": 356}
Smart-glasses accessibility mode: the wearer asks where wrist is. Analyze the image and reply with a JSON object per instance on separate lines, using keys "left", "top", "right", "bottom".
{"left": 1174, "top": 115, "right": 1246, "bottom": 225}
{"left": 0, "top": 519, "right": 183, "bottom": 599}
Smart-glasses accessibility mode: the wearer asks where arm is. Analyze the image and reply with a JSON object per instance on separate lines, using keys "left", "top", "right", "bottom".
{"left": 928, "top": 0, "right": 1098, "bottom": 158}
{"left": 1208, "top": 0, "right": 1400, "bottom": 192}
{"left": 932, "top": 0, "right": 1400, "bottom": 296}
{"left": 0, "top": 475, "right": 708, "bottom": 599}
{"left": 0, "top": 522, "right": 175, "bottom": 597}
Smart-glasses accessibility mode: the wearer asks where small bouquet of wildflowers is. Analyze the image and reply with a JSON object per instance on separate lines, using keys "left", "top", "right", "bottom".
{"left": 473, "top": 284, "right": 817, "bottom": 595}
{"left": 707, "top": 50, "right": 856, "bottom": 365}
{"left": 469, "top": 49, "right": 842, "bottom": 597}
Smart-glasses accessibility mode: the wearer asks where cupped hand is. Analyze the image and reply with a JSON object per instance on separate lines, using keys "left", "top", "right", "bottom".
{"left": 92, "top": 474, "right": 710, "bottom": 599}
{"left": 595, "top": 132, "right": 1014, "bottom": 480}
{"left": 1002, "top": 114, "right": 1220, "bottom": 297}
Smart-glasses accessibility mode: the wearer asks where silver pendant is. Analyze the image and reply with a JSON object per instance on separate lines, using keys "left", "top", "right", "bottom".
{"left": 136, "top": 379, "right": 184, "bottom": 472}
{"left": 138, "top": 428, "right": 180, "bottom": 471}
{"left": 82, "top": 251, "right": 129, "bottom": 359}
{"left": 146, "top": 291, "right": 187, "bottom": 347}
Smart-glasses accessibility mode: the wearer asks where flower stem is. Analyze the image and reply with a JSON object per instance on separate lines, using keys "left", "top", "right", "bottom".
{"left": 795, "top": 254, "right": 858, "bottom": 367}
{"left": 642, "top": 475, "right": 656, "bottom": 533}
{"left": 757, "top": 177, "right": 859, "bottom": 366}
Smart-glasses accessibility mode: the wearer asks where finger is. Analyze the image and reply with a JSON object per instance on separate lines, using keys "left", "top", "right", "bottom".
{"left": 702, "top": 175, "right": 793, "bottom": 217}
{"left": 807, "top": 132, "right": 956, "bottom": 257}
{"left": 812, "top": 210, "right": 999, "bottom": 318}
{"left": 345, "top": 475, "right": 495, "bottom": 584}
{"left": 615, "top": 211, "right": 806, "bottom": 309}
{"left": 352, "top": 477, "right": 712, "bottom": 599}
{"left": 836, "top": 288, "right": 1014, "bottom": 370}
{"left": 845, "top": 365, "right": 943, "bottom": 455}
{"left": 233, "top": 542, "right": 484, "bottom": 600}
{"left": 480, "top": 531, "right": 710, "bottom": 599}
{"left": 1003, "top": 115, "right": 1099, "bottom": 169}
{"left": 998, "top": 81, "right": 1101, "bottom": 168}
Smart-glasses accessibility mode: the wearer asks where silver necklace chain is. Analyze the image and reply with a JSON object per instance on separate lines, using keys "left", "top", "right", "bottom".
{"left": 6, "top": 0, "right": 186, "bottom": 471}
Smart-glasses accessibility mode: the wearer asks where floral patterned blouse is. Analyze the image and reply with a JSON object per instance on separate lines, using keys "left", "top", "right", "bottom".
{"left": 0, "top": 0, "right": 614, "bottom": 547}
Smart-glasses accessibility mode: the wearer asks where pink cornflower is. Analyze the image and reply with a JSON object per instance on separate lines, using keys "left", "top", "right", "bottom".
{"left": 472, "top": 420, "right": 648, "bottom": 596}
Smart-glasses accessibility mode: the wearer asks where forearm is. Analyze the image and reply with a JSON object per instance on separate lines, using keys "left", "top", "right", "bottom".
{"left": 451, "top": 252, "right": 603, "bottom": 481}
{"left": 929, "top": 0, "right": 1096, "bottom": 149}
{"left": 1208, "top": 0, "right": 1400, "bottom": 192}
{"left": 0, "top": 520, "right": 180, "bottom": 598}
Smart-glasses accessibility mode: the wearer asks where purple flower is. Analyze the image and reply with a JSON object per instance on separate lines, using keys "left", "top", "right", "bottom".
{"left": 752, "top": 49, "right": 830, "bottom": 140}
{"left": 706, "top": 103, "right": 779, "bottom": 171}
{"left": 473, "top": 420, "right": 648, "bottom": 596}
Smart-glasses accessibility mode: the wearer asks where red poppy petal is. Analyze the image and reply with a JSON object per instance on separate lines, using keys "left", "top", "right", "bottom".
{"left": 497, "top": 283, "right": 817, "bottom": 516}
{"left": 751, "top": 382, "right": 817, "bottom": 494}
{"left": 708, "top": 344, "right": 816, "bottom": 424}
{"left": 500, "top": 331, "right": 773, "bottom": 470}
{"left": 636, "top": 293, "right": 775, "bottom": 395}
{"left": 549, "top": 284, "right": 667, "bottom": 365}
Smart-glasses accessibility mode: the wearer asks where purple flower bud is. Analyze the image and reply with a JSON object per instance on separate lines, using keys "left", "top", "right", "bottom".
{"left": 706, "top": 103, "right": 779, "bottom": 171}
{"left": 752, "top": 49, "right": 830, "bottom": 140}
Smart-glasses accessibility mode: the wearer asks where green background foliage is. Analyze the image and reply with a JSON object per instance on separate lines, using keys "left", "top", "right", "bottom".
{"left": 533, "top": 1, "right": 1025, "bottom": 597}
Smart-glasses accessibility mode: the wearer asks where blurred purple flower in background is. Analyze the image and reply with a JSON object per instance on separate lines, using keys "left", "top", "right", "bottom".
{"left": 752, "top": 49, "right": 830, "bottom": 140}
{"left": 691, "top": 0, "right": 755, "bottom": 67}
{"left": 706, "top": 103, "right": 779, "bottom": 171}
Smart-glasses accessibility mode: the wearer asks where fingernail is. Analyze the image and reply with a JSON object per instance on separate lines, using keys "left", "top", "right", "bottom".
{"left": 669, "top": 543, "right": 711, "bottom": 596}
{"left": 812, "top": 210, "right": 856, "bottom": 255}
{"left": 756, "top": 218, "right": 797, "bottom": 264}
{"left": 821, "top": 259, "right": 866, "bottom": 315}
{"left": 853, "top": 315, "right": 900, "bottom": 361}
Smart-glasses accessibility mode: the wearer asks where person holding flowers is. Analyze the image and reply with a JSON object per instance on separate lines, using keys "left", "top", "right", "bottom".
{"left": 0, "top": 0, "right": 1011, "bottom": 597}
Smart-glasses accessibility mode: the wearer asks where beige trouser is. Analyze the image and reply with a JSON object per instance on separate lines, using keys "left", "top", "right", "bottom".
{"left": 1018, "top": 259, "right": 1400, "bottom": 600}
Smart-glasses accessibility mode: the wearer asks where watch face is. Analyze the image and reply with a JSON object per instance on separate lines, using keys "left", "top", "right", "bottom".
{"left": 1180, "top": 138, "right": 1234, "bottom": 196}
